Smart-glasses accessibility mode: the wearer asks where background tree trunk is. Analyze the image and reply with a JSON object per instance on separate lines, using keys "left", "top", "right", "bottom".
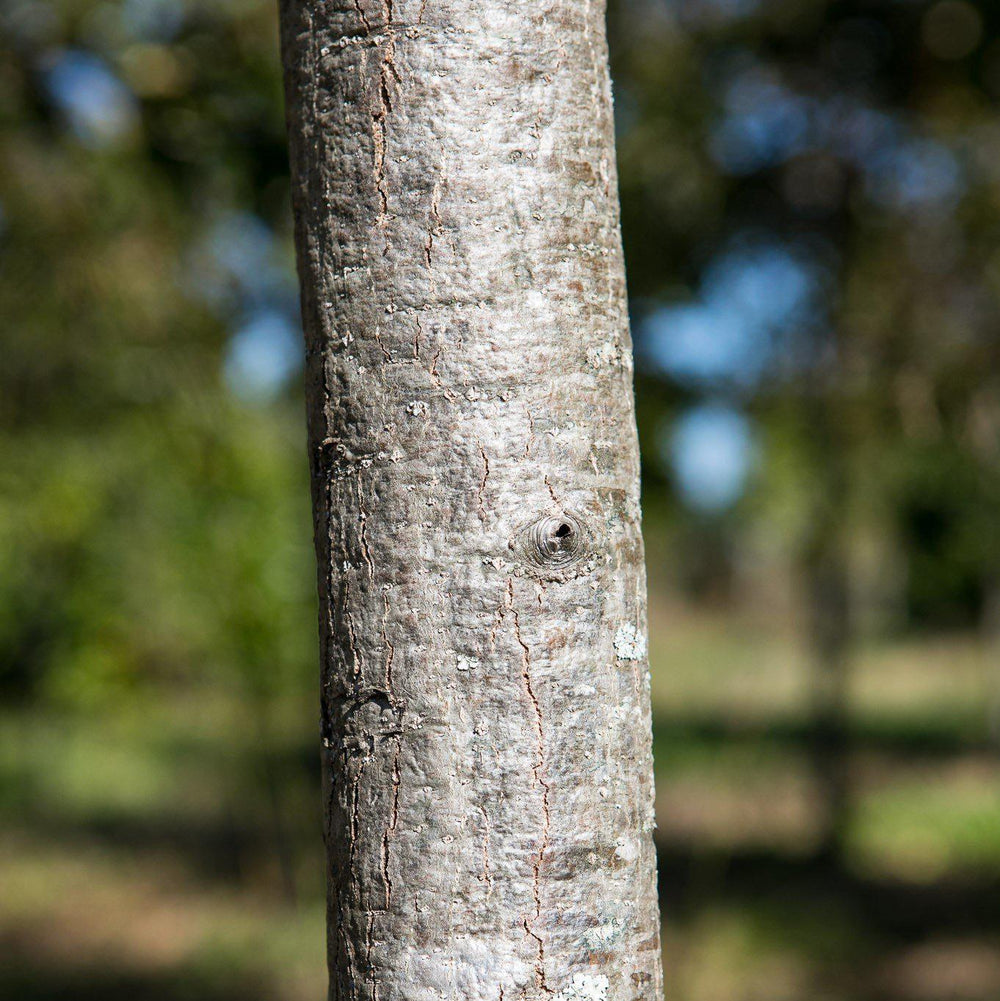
{"left": 801, "top": 392, "right": 852, "bottom": 863}
{"left": 279, "top": 2, "right": 663, "bottom": 998}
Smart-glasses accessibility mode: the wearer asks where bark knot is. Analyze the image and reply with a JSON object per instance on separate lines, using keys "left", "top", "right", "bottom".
{"left": 513, "top": 512, "right": 591, "bottom": 580}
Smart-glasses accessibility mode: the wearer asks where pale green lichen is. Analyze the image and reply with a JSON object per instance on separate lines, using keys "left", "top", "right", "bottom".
{"left": 554, "top": 973, "right": 610, "bottom": 1001}
{"left": 613, "top": 623, "right": 646, "bottom": 661}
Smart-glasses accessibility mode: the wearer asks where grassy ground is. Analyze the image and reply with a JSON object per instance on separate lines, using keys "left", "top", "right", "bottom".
{"left": 3, "top": 602, "right": 999, "bottom": 1000}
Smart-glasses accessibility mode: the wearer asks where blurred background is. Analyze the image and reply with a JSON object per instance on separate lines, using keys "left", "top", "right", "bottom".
{"left": 4, "top": 0, "right": 1000, "bottom": 998}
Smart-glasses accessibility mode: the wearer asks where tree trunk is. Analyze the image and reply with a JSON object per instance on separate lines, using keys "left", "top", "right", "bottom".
{"left": 279, "top": 2, "right": 663, "bottom": 999}
{"left": 802, "top": 394, "right": 852, "bottom": 861}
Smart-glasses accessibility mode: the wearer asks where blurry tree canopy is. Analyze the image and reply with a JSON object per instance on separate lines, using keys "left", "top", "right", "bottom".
{"left": 0, "top": 0, "right": 311, "bottom": 706}
{"left": 611, "top": 0, "right": 1000, "bottom": 629}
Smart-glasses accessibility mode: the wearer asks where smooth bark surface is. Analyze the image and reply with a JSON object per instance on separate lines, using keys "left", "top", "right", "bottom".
{"left": 279, "top": 1, "right": 662, "bottom": 998}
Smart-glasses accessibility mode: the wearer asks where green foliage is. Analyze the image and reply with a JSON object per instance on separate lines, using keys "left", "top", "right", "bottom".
{"left": 0, "top": 0, "right": 311, "bottom": 709}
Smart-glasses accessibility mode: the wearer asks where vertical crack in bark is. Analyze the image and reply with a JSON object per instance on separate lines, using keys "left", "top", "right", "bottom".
{"left": 480, "top": 803, "right": 494, "bottom": 897}
{"left": 381, "top": 579, "right": 400, "bottom": 914}
{"left": 476, "top": 442, "right": 490, "bottom": 520}
{"left": 371, "top": 60, "right": 391, "bottom": 225}
{"left": 352, "top": 0, "right": 372, "bottom": 35}
{"left": 543, "top": 474, "right": 559, "bottom": 507}
{"left": 381, "top": 590, "right": 395, "bottom": 690}
{"left": 343, "top": 574, "right": 362, "bottom": 681}
{"left": 507, "top": 579, "right": 551, "bottom": 993}
{"left": 373, "top": 322, "right": 392, "bottom": 363}
{"left": 370, "top": 3, "right": 399, "bottom": 237}
{"left": 389, "top": 743, "right": 401, "bottom": 830}
{"left": 425, "top": 331, "right": 457, "bottom": 401}
{"left": 423, "top": 176, "right": 442, "bottom": 269}
{"left": 358, "top": 472, "right": 376, "bottom": 582}
{"left": 524, "top": 409, "right": 535, "bottom": 459}
{"left": 381, "top": 736, "right": 402, "bottom": 909}
{"left": 380, "top": 819, "right": 393, "bottom": 911}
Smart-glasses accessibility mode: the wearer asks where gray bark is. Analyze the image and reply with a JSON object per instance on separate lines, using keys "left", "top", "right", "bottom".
{"left": 279, "top": 2, "right": 663, "bottom": 999}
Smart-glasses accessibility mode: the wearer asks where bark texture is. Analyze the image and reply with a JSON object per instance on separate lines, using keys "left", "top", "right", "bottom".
{"left": 279, "top": 2, "right": 662, "bottom": 998}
